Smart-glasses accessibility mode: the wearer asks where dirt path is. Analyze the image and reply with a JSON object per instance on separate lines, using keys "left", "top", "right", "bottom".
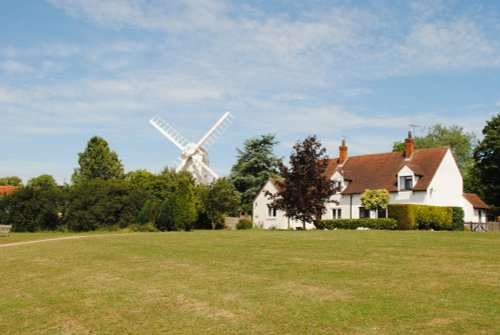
{"left": 0, "top": 233, "right": 138, "bottom": 248}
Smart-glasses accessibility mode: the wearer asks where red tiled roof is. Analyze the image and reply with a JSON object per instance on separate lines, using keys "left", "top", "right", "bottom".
{"left": 0, "top": 185, "right": 21, "bottom": 196}
{"left": 463, "top": 193, "right": 489, "bottom": 209}
{"left": 326, "top": 147, "right": 449, "bottom": 195}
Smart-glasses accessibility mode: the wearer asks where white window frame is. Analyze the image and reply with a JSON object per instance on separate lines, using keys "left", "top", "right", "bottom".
{"left": 267, "top": 206, "right": 277, "bottom": 218}
{"left": 332, "top": 208, "right": 342, "bottom": 219}
{"left": 399, "top": 175, "right": 413, "bottom": 191}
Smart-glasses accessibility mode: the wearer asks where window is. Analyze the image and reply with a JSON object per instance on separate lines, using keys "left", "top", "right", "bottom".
{"left": 359, "top": 207, "right": 370, "bottom": 218}
{"left": 267, "top": 206, "right": 277, "bottom": 218}
{"left": 377, "top": 208, "right": 387, "bottom": 218}
{"left": 334, "top": 180, "right": 343, "bottom": 190}
{"left": 332, "top": 208, "right": 342, "bottom": 219}
{"left": 400, "top": 176, "right": 413, "bottom": 190}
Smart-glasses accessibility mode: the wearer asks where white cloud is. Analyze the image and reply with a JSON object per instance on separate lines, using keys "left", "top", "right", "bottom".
{"left": 342, "top": 87, "right": 374, "bottom": 98}
{"left": 409, "top": 0, "right": 446, "bottom": 20}
{"left": 48, "top": 0, "right": 230, "bottom": 32}
{"left": 0, "top": 87, "right": 20, "bottom": 102}
{"left": 0, "top": 60, "right": 35, "bottom": 74}
{"left": 398, "top": 19, "right": 499, "bottom": 70}
{"left": 271, "top": 93, "right": 310, "bottom": 102}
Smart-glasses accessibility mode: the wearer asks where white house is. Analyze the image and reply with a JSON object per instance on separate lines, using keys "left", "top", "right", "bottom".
{"left": 253, "top": 133, "right": 488, "bottom": 229}
{"left": 463, "top": 193, "right": 489, "bottom": 224}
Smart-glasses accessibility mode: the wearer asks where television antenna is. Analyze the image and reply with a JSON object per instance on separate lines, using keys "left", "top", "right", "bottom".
{"left": 410, "top": 124, "right": 420, "bottom": 135}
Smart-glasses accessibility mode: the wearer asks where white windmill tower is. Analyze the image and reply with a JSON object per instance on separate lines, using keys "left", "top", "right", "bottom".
{"left": 149, "top": 112, "right": 235, "bottom": 185}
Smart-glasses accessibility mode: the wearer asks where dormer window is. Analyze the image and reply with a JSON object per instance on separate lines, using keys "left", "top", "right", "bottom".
{"left": 334, "top": 180, "right": 343, "bottom": 190}
{"left": 400, "top": 176, "right": 413, "bottom": 190}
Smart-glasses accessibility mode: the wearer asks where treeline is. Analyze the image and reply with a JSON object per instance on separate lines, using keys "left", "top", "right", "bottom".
{"left": 0, "top": 170, "right": 240, "bottom": 232}
{"left": 0, "top": 135, "right": 246, "bottom": 232}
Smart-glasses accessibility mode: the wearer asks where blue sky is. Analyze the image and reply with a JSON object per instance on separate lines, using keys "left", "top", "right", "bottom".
{"left": 1, "top": 0, "right": 499, "bottom": 184}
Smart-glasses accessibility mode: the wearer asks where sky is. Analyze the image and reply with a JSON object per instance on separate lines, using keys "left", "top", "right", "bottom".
{"left": 1, "top": 0, "right": 499, "bottom": 184}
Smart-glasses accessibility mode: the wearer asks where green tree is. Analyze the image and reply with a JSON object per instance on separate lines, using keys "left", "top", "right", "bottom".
{"left": 137, "top": 199, "right": 161, "bottom": 225}
{"left": 204, "top": 178, "right": 241, "bottom": 230}
{"left": 193, "top": 184, "right": 211, "bottom": 229}
{"left": 0, "top": 176, "right": 22, "bottom": 186}
{"left": 0, "top": 186, "right": 63, "bottom": 232}
{"left": 360, "top": 189, "right": 390, "bottom": 216}
{"left": 72, "top": 136, "right": 124, "bottom": 183}
{"left": 28, "top": 174, "right": 57, "bottom": 189}
{"left": 230, "top": 134, "right": 280, "bottom": 213}
{"left": 269, "top": 135, "right": 337, "bottom": 229}
{"left": 393, "top": 124, "right": 476, "bottom": 171}
{"left": 154, "top": 175, "right": 197, "bottom": 231}
{"left": 473, "top": 113, "right": 500, "bottom": 209}
{"left": 64, "top": 179, "right": 146, "bottom": 231}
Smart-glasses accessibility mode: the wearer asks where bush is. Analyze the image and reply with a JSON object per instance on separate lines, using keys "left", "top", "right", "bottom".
{"left": 314, "top": 218, "right": 398, "bottom": 230}
{"left": 388, "top": 204, "right": 453, "bottom": 231}
{"left": 127, "top": 222, "right": 159, "bottom": 232}
{"left": 64, "top": 179, "right": 146, "bottom": 231}
{"left": 451, "top": 207, "right": 464, "bottom": 231}
{"left": 0, "top": 186, "right": 64, "bottom": 232}
{"left": 414, "top": 205, "right": 452, "bottom": 230}
{"left": 137, "top": 199, "right": 160, "bottom": 225}
{"left": 236, "top": 218, "right": 253, "bottom": 230}
{"left": 388, "top": 204, "right": 417, "bottom": 230}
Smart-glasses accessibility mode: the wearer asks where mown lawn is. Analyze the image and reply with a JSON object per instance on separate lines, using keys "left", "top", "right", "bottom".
{"left": 0, "top": 230, "right": 499, "bottom": 334}
{"left": 0, "top": 231, "right": 125, "bottom": 245}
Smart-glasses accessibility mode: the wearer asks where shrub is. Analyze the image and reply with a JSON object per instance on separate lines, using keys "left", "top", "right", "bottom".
{"left": 128, "top": 222, "right": 159, "bottom": 232}
{"left": 0, "top": 186, "right": 64, "bottom": 232}
{"left": 451, "top": 207, "right": 464, "bottom": 231}
{"left": 236, "top": 218, "right": 253, "bottom": 230}
{"left": 414, "top": 205, "right": 452, "bottom": 230}
{"left": 388, "top": 204, "right": 417, "bottom": 230}
{"left": 388, "top": 204, "right": 453, "bottom": 231}
{"left": 64, "top": 179, "right": 146, "bottom": 231}
{"left": 314, "top": 218, "right": 398, "bottom": 230}
{"left": 137, "top": 199, "right": 160, "bottom": 225}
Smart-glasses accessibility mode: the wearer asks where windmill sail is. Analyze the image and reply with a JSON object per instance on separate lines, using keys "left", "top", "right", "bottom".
{"left": 197, "top": 112, "right": 235, "bottom": 151}
{"left": 150, "top": 111, "right": 235, "bottom": 185}
{"left": 149, "top": 115, "right": 189, "bottom": 151}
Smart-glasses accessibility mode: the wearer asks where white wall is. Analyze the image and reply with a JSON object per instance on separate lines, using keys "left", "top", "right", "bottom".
{"left": 462, "top": 197, "right": 487, "bottom": 223}
{"left": 252, "top": 181, "right": 306, "bottom": 229}
{"left": 426, "top": 149, "right": 463, "bottom": 207}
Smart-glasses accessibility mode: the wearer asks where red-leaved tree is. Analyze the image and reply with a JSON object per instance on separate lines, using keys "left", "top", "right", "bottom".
{"left": 268, "top": 135, "right": 337, "bottom": 229}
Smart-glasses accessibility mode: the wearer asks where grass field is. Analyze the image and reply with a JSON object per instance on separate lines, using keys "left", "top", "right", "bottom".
{"left": 1, "top": 230, "right": 499, "bottom": 334}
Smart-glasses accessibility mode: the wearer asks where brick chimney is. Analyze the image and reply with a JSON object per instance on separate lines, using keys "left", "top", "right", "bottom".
{"left": 405, "top": 131, "right": 415, "bottom": 159}
{"left": 339, "top": 139, "right": 347, "bottom": 165}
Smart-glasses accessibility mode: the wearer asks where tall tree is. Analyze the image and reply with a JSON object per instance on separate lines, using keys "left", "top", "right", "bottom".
{"left": 0, "top": 176, "right": 22, "bottom": 186}
{"left": 28, "top": 174, "right": 57, "bottom": 189}
{"left": 269, "top": 135, "right": 336, "bottom": 229}
{"left": 72, "top": 136, "right": 124, "bottom": 184}
{"left": 64, "top": 179, "right": 145, "bottom": 231}
{"left": 393, "top": 124, "right": 476, "bottom": 170}
{"left": 204, "top": 178, "right": 241, "bottom": 230}
{"left": 154, "top": 175, "right": 197, "bottom": 231}
{"left": 230, "top": 134, "right": 280, "bottom": 213}
{"left": 0, "top": 186, "right": 63, "bottom": 232}
{"left": 473, "top": 113, "right": 500, "bottom": 208}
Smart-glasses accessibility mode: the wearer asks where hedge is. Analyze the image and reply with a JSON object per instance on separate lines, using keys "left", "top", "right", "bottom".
{"left": 414, "top": 205, "right": 452, "bottom": 230}
{"left": 388, "top": 204, "right": 454, "bottom": 231}
{"left": 387, "top": 204, "right": 417, "bottom": 230}
{"left": 451, "top": 207, "right": 464, "bottom": 231}
{"left": 314, "top": 218, "right": 398, "bottom": 230}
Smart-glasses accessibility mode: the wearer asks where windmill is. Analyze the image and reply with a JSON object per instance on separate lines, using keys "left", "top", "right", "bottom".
{"left": 149, "top": 112, "right": 235, "bottom": 185}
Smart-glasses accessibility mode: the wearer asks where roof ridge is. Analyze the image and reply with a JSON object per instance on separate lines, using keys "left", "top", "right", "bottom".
{"left": 329, "top": 146, "right": 449, "bottom": 161}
